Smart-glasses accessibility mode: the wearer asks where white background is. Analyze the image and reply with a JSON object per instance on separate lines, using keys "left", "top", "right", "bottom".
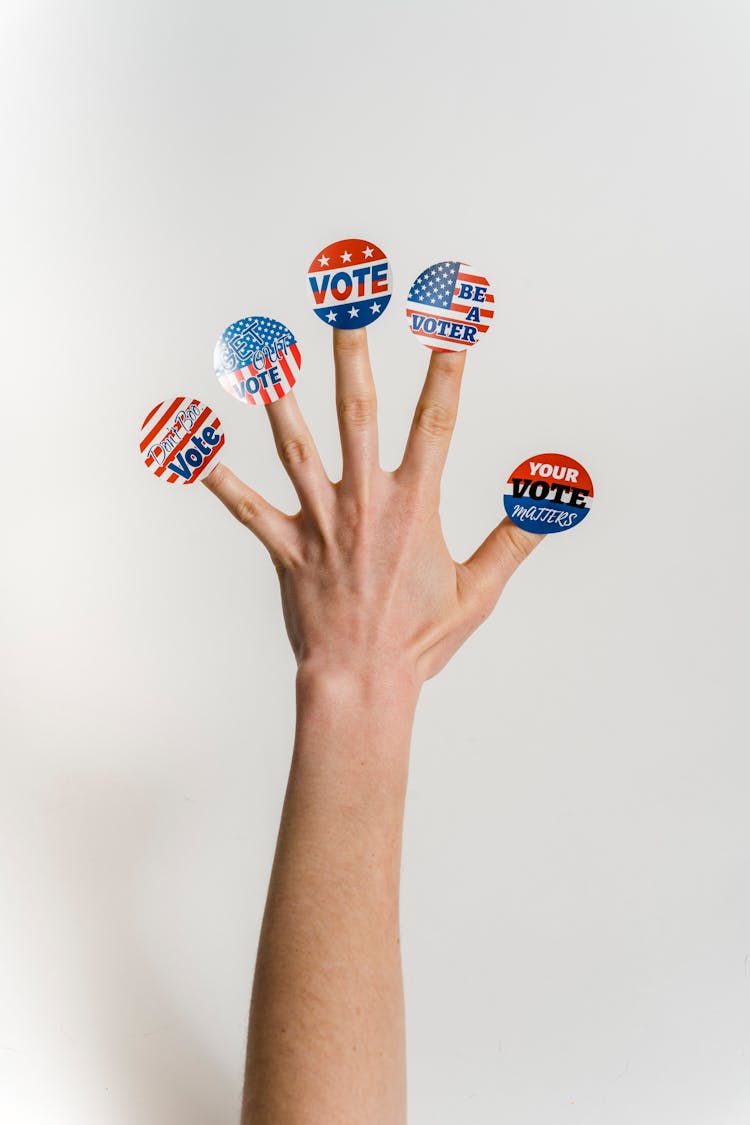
{"left": 2, "top": 1, "right": 749, "bottom": 1122}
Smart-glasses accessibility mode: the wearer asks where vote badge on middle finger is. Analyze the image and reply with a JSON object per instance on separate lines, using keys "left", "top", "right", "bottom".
{"left": 307, "top": 238, "right": 392, "bottom": 329}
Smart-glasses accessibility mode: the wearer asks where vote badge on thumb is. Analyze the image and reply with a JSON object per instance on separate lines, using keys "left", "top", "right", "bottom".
{"left": 140, "top": 397, "right": 225, "bottom": 484}
{"left": 214, "top": 316, "right": 302, "bottom": 405}
{"left": 307, "top": 238, "right": 392, "bottom": 328}
{"left": 406, "top": 261, "right": 494, "bottom": 351}
{"left": 504, "top": 453, "right": 594, "bottom": 534}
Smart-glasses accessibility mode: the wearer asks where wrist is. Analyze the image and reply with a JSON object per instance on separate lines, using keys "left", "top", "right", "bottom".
{"left": 293, "top": 659, "right": 420, "bottom": 770}
{"left": 295, "top": 658, "right": 421, "bottom": 715}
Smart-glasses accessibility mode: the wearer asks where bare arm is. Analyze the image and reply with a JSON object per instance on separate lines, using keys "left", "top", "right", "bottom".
{"left": 204, "top": 330, "right": 541, "bottom": 1123}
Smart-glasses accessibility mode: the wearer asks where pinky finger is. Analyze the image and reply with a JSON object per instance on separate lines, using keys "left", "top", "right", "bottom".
{"left": 202, "top": 461, "right": 296, "bottom": 564}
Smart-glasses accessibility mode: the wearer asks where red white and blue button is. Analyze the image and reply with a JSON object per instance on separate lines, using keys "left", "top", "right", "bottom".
{"left": 406, "top": 261, "right": 494, "bottom": 351}
{"left": 504, "top": 453, "right": 594, "bottom": 534}
{"left": 307, "top": 238, "right": 392, "bottom": 328}
{"left": 140, "top": 397, "right": 225, "bottom": 484}
{"left": 214, "top": 316, "right": 302, "bottom": 405}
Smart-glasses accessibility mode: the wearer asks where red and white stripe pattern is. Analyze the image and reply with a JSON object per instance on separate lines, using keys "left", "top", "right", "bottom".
{"left": 216, "top": 343, "right": 301, "bottom": 406}
{"left": 140, "top": 397, "right": 224, "bottom": 485}
{"left": 214, "top": 316, "right": 302, "bottom": 406}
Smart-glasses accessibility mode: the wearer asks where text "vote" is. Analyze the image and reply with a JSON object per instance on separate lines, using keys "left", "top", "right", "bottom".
{"left": 511, "top": 478, "right": 590, "bottom": 507}
{"left": 167, "top": 426, "right": 221, "bottom": 480}
{"left": 309, "top": 262, "right": 389, "bottom": 305}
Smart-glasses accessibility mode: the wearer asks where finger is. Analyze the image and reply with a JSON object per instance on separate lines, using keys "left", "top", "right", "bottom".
{"left": 458, "top": 517, "right": 544, "bottom": 613}
{"left": 202, "top": 461, "right": 296, "bottom": 563}
{"left": 333, "top": 328, "right": 379, "bottom": 489}
{"left": 264, "top": 390, "right": 333, "bottom": 516}
{"left": 398, "top": 349, "right": 466, "bottom": 489}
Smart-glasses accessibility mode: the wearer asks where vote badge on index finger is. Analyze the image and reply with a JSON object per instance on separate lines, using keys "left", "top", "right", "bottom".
{"left": 406, "top": 261, "right": 494, "bottom": 351}
{"left": 307, "top": 238, "right": 392, "bottom": 329}
{"left": 214, "top": 316, "right": 302, "bottom": 406}
{"left": 140, "top": 397, "right": 225, "bottom": 484}
{"left": 504, "top": 453, "right": 594, "bottom": 534}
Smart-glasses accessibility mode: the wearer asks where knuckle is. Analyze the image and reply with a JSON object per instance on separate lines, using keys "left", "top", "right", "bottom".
{"left": 339, "top": 489, "right": 369, "bottom": 529}
{"left": 236, "top": 495, "right": 259, "bottom": 527}
{"left": 430, "top": 351, "right": 464, "bottom": 378}
{"left": 334, "top": 329, "right": 366, "bottom": 355}
{"left": 279, "top": 437, "right": 310, "bottom": 467}
{"left": 337, "top": 394, "right": 376, "bottom": 429}
{"left": 415, "top": 402, "right": 455, "bottom": 439}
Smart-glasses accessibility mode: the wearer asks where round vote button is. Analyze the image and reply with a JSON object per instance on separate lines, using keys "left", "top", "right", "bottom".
{"left": 307, "top": 238, "right": 392, "bottom": 328}
{"left": 503, "top": 453, "right": 594, "bottom": 534}
{"left": 214, "top": 316, "right": 302, "bottom": 405}
{"left": 140, "top": 397, "right": 224, "bottom": 484}
{"left": 406, "top": 260, "right": 494, "bottom": 351}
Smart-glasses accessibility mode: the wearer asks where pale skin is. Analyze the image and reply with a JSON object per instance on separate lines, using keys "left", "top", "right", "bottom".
{"left": 203, "top": 329, "right": 542, "bottom": 1124}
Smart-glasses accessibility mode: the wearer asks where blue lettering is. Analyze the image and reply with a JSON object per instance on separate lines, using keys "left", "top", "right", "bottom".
{"left": 166, "top": 453, "right": 192, "bottom": 480}
{"left": 191, "top": 433, "right": 211, "bottom": 455}
{"left": 458, "top": 283, "right": 487, "bottom": 302}
{"left": 202, "top": 426, "right": 220, "bottom": 446}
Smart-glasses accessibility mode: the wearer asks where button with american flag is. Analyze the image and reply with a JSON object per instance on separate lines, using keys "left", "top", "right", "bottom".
{"left": 214, "top": 316, "right": 302, "bottom": 405}
{"left": 307, "top": 238, "right": 392, "bottom": 328}
{"left": 504, "top": 453, "right": 594, "bottom": 534}
{"left": 140, "top": 397, "right": 225, "bottom": 485}
{"left": 406, "top": 261, "right": 495, "bottom": 351}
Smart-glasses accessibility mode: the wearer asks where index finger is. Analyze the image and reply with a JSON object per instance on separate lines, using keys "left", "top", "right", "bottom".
{"left": 397, "top": 349, "right": 466, "bottom": 490}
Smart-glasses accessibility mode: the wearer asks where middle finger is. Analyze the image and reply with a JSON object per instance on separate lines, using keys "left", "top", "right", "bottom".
{"left": 333, "top": 328, "right": 379, "bottom": 491}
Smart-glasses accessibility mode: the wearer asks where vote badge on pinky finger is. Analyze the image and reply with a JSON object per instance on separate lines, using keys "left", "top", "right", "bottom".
{"left": 214, "top": 316, "right": 302, "bottom": 405}
{"left": 504, "top": 453, "right": 594, "bottom": 534}
{"left": 140, "top": 397, "right": 224, "bottom": 484}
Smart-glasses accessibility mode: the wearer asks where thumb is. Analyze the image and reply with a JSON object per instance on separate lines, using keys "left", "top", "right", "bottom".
{"left": 458, "top": 517, "right": 544, "bottom": 616}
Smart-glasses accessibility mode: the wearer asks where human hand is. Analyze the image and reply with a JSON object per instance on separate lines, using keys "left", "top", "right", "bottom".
{"left": 204, "top": 330, "right": 542, "bottom": 693}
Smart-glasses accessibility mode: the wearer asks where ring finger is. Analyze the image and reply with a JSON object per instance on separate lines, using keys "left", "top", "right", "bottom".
{"left": 264, "top": 391, "right": 334, "bottom": 520}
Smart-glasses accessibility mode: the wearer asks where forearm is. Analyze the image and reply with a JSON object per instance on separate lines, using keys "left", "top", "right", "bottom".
{"left": 241, "top": 666, "right": 420, "bottom": 1125}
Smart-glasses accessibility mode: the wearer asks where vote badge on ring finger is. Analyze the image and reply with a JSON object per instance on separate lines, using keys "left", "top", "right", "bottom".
{"left": 307, "top": 238, "right": 392, "bottom": 328}
{"left": 214, "top": 316, "right": 302, "bottom": 406}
